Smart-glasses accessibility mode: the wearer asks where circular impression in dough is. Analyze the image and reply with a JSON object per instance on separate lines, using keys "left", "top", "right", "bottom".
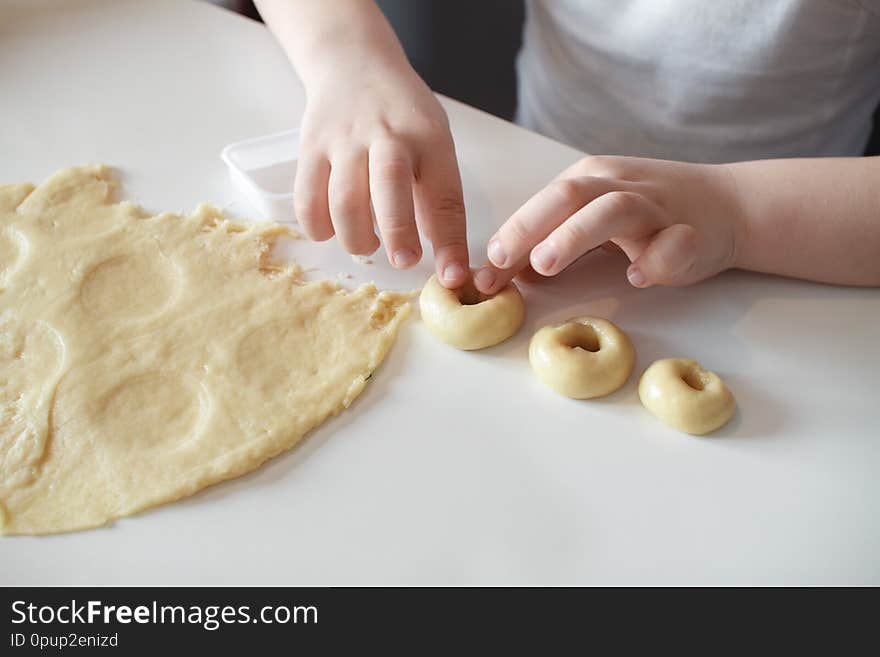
{"left": 419, "top": 273, "right": 524, "bottom": 350}
{"left": 638, "top": 358, "right": 736, "bottom": 435}
{"left": 529, "top": 316, "right": 635, "bottom": 399}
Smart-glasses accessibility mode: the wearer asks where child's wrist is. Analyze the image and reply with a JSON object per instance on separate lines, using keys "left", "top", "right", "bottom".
{"left": 301, "top": 49, "right": 412, "bottom": 96}
{"left": 716, "top": 162, "right": 753, "bottom": 272}
{"left": 295, "top": 30, "right": 411, "bottom": 92}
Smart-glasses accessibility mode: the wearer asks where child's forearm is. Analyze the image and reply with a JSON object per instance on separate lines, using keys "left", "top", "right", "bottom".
{"left": 726, "top": 156, "right": 880, "bottom": 286}
{"left": 253, "top": 0, "right": 410, "bottom": 91}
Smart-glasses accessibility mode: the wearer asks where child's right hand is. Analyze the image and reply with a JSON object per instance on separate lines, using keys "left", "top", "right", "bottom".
{"left": 295, "top": 60, "right": 470, "bottom": 289}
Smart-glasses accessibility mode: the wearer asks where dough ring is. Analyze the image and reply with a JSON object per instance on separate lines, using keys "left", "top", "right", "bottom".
{"left": 419, "top": 274, "right": 525, "bottom": 350}
{"left": 638, "top": 358, "right": 736, "bottom": 435}
{"left": 528, "top": 317, "right": 635, "bottom": 399}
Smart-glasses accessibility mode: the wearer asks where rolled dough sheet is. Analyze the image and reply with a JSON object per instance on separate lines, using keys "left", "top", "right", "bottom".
{"left": 0, "top": 165, "right": 412, "bottom": 535}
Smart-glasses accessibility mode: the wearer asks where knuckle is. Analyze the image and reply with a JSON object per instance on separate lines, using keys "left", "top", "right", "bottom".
{"left": 579, "top": 154, "right": 610, "bottom": 171}
{"left": 647, "top": 243, "right": 688, "bottom": 278}
{"left": 579, "top": 154, "right": 624, "bottom": 177}
{"left": 602, "top": 190, "right": 642, "bottom": 216}
{"left": 505, "top": 217, "right": 532, "bottom": 244}
{"left": 426, "top": 133, "right": 455, "bottom": 156}
{"left": 675, "top": 223, "right": 699, "bottom": 252}
{"left": 652, "top": 251, "right": 679, "bottom": 277}
{"left": 371, "top": 119, "right": 394, "bottom": 141}
{"left": 550, "top": 178, "right": 584, "bottom": 206}
{"left": 295, "top": 126, "right": 323, "bottom": 153}
{"left": 436, "top": 238, "right": 468, "bottom": 254}
{"left": 296, "top": 148, "right": 317, "bottom": 166}
{"left": 378, "top": 214, "right": 415, "bottom": 233}
{"left": 373, "top": 156, "right": 412, "bottom": 184}
{"left": 423, "top": 199, "right": 466, "bottom": 244}
{"left": 298, "top": 125, "right": 335, "bottom": 157}
{"left": 329, "top": 191, "right": 363, "bottom": 220}
{"left": 581, "top": 155, "right": 617, "bottom": 172}
{"left": 413, "top": 113, "right": 450, "bottom": 139}
{"left": 676, "top": 221, "right": 698, "bottom": 239}
{"left": 297, "top": 139, "right": 324, "bottom": 159}
{"left": 370, "top": 132, "right": 406, "bottom": 154}
{"left": 432, "top": 194, "right": 466, "bottom": 219}
{"left": 563, "top": 215, "right": 593, "bottom": 245}
{"left": 421, "top": 131, "right": 452, "bottom": 153}
{"left": 432, "top": 223, "right": 467, "bottom": 249}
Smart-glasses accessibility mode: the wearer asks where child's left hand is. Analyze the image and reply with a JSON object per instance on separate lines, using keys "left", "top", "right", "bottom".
{"left": 473, "top": 155, "right": 746, "bottom": 294}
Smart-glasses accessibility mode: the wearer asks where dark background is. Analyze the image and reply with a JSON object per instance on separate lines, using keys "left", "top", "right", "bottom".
{"left": 237, "top": 0, "right": 880, "bottom": 156}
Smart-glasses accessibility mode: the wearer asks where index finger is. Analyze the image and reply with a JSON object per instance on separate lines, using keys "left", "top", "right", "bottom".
{"left": 414, "top": 145, "right": 469, "bottom": 288}
{"left": 486, "top": 176, "right": 619, "bottom": 270}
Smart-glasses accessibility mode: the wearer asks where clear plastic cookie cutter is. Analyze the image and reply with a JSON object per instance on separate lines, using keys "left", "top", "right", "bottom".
{"left": 220, "top": 129, "right": 299, "bottom": 221}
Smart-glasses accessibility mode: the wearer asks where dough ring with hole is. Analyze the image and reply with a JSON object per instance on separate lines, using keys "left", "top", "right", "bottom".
{"left": 528, "top": 317, "right": 635, "bottom": 398}
{"left": 419, "top": 273, "right": 525, "bottom": 350}
{"left": 638, "top": 358, "right": 736, "bottom": 435}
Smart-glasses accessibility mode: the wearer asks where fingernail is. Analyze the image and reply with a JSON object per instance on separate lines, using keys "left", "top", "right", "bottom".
{"left": 474, "top": 267, "right": 496, "bottom": 291}
{"left": 627, "top": 266, "right": 646, "bottom": 287}
{"left": 392, "top": 248, "right": 418, "bottom": 269}
{"left": 531, "top": 243, "right": 557, "bottom": 273}
{"left": 442, "top": 262, "right": 466, "bottom": 285}
{"left": 488, "top": 238, "right": 507, "bottom": 267}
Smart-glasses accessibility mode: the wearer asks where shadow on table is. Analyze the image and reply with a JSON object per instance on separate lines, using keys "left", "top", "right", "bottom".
{"left": 509, "top": 248, "right": 876, "bottom": 441}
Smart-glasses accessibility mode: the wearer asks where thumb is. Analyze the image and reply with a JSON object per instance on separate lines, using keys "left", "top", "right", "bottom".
{"left": 626, "top": 223, "right": 698, "bottom": 287}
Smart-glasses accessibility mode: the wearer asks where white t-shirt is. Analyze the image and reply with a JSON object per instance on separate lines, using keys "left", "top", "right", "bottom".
{"left": 516, "top": 0, "right": 880, "bottom": 162}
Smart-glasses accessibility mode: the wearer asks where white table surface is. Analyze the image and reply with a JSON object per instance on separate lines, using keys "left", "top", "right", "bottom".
{"left": 2, "top": 0, "right": 878, "bottom": 586}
